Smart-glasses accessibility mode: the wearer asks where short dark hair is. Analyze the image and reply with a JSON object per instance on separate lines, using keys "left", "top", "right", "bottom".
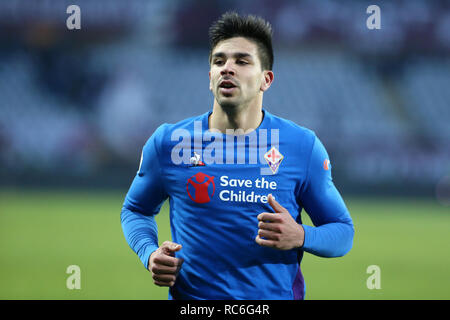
{"left": 208, "top": 12, "right": 274, "bottom": 71}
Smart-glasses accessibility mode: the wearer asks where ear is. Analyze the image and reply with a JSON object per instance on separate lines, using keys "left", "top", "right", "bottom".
{"left": 260, "top": 70, "right": 274, "bottom": 92}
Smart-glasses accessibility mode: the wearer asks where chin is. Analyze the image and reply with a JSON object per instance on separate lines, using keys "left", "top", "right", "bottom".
{"left": 218, "top": 99, "right": 240, "bottom": 112}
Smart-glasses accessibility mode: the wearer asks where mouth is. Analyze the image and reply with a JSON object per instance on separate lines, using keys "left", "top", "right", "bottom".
{"left": 218, "top": 80, "right": 237, "bottom": 95}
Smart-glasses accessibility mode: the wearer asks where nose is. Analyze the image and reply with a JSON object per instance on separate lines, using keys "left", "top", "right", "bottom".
{"left": 220, "top": 61, "right": 235, "bottom": 76}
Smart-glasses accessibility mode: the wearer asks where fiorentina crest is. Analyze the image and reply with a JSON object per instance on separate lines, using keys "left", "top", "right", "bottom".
{"left": 264, "top": 146, "right": 284, "bottom": 174}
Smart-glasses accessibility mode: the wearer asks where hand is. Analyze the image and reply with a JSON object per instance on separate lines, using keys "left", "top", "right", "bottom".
{"left": 148, "top": 241, "right": 184, "bottom": 287}
{"left": 255, "top": 194, "right": 305, "bottom": 250}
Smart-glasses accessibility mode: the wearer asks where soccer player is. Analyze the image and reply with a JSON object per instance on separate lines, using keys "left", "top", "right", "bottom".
{"left": 121, "top": 12, "right": 354, "bottom": 300}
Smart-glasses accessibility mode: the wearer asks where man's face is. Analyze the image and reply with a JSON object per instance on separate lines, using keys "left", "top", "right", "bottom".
{"left": 209, "top": 37, "right": 270, "bottom": 111}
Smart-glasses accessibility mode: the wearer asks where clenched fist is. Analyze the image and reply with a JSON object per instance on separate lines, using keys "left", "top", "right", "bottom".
{"left": 148, "top": 241, "right": 184, "bottom": 287}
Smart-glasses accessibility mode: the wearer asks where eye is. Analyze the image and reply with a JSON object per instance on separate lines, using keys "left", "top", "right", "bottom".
{"left": 237, "top": 60, "right": 248, "bottom": 65}
{"left": 213, "top": 60, "right": 224, "bottom": 65}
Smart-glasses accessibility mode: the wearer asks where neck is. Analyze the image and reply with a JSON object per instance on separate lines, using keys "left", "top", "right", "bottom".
{"left": 209, "top": 98, "right": 263, "bottom": 134}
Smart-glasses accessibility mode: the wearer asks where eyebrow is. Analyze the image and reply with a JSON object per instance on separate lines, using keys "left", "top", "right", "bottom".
{"left": 211, "top": 52, "right": 253, "bottom": 60}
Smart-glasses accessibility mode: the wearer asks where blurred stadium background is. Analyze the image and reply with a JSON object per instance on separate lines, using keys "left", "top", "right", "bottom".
{"left": 0, "top": 0, "right": 449, "bottom": 299}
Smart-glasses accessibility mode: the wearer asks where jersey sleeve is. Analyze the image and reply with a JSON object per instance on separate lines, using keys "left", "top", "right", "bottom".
{"left": 120, "top": 124, "right": 169, "bottom": 269}
{"left": 298, "top": 135, "right": 354, "bottom": 257}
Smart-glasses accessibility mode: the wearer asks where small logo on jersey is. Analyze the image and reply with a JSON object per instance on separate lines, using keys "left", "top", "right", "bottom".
{"left": 264, "top": 147, "right": 284, "bottom": 174}
{"left": 186, "top": 172, "right": 215, "bottom": 203}
{"left": 323, "top": 159, "right": 331, "bottom": 170}
{"left": 190, "top": 152, "right": 205, "bottom": 167}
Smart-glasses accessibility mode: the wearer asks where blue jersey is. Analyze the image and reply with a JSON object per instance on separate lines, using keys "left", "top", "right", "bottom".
{"left": 121, "top": 109, "right": 354, "bottom": 300}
